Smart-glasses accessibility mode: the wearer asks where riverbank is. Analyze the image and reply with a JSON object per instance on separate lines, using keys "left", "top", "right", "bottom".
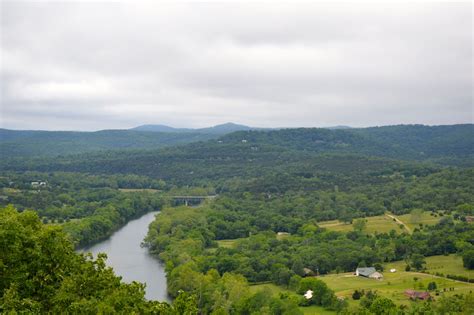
{"left": 79, "top": 211, "right": 170, "bottom": 301}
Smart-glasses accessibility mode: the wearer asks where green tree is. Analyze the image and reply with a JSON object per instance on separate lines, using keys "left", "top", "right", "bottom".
{"left": 369, "top": 297, "right": 397, "bottom": 315}
{"left": 462, "top": 249, "right": 474, "bottom": 269}
{"left": 411, "top": 253, "right": 426, "bottom": 271}
{"left": 353, "top": 218, "right": 367, "bottom": 232}
{"left": 427, "top": 282, "right": 437, "bottom": 291}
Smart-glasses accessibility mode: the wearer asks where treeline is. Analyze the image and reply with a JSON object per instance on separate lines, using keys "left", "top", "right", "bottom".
{"left": 0, "top": 206, "right": 197, "bottom": 314}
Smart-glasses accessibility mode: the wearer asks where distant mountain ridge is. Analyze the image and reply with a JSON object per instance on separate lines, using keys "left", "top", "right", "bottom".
{"left": 131, "top": 122, "right": 257, "bottom": 134}
{"left": 3, "top": 124, "right": 472, "bottom": 185}
{"left": 1, "top": 124, "right": 472, "bottom": 165}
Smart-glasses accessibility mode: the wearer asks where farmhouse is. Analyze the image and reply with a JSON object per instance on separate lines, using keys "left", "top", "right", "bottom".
{"left": 466, "top": 216, "right": 474, "bottom": 223}
{"left": 404, "top": 290, "right": 431, "bottom": 301}
{"left": 355, "top": 267, "right": 383, "bottom": 279}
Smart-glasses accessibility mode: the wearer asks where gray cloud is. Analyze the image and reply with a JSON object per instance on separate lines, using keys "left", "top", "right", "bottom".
{"left": 0, "top": 1, "right": 472, "bottom": 131}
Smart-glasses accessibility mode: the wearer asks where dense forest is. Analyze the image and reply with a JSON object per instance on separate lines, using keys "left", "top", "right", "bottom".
{"left": 1, "top": 124, "right": 473, "bottom": 314}
{"left": 0, "top": 122, "right": 255, "bottom": 158}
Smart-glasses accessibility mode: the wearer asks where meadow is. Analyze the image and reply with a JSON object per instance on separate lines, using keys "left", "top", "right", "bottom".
{"left": 388, "top": 255, "right": 474, "bottom": 279}
{"left": 317, "top": 211, "right": 443, "bottom": 235}
{"left": 317, "top": 214, "right": 405, "bottom": 234}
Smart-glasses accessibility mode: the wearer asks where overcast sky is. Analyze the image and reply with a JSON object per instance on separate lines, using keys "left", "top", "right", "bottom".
{"left": 0, "top": 1, "right": 472, "bottom": 131}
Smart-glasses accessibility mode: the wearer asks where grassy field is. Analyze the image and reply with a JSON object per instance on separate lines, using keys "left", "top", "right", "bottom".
{"left": 387, "top": 255, "right": 473, "bottom": 279}
{"left": 319, "top": 270, "right": 473, "bottom": 306}
{"left": 396, "top": 212, "right": 441, "bottom": 230}
{"left": 318, "top": 215, "right": 405, "bottom": 234}
{"left": 1, "top": 188, "right": 21, "bottom": 194}
{"left": 216, "top": 239, "right": 238, "bottom": 248}
{"left": 318, "top": 211, "right": 445, "bottom": 235}
{"left": 217, "top": 233, "right": 291, "bottom": 248}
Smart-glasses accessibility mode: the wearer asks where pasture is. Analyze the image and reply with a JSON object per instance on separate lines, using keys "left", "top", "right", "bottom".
{"left": 396, "top": 212, "right": 442, "bottom": 230}
{"left": 387, "top": 254, "right": 473, "bottom": 279}
{"left": 318, "top": 215, "right": 405, "bottom": 234}
{"left": 318, "top": 211, "right": 445, "bottom": 235}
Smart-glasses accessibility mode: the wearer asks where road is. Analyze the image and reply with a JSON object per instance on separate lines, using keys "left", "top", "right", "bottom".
{"left": 386, "top": 213, "right": 411, "bottom": 233}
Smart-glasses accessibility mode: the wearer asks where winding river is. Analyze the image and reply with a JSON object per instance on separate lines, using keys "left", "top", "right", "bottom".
{"left": 80, "top": 211, "right": 169, "bottom": 301}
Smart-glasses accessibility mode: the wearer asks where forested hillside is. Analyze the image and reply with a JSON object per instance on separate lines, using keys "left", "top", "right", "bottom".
{"left": 0, "top": 129, "right": 218, "bottom": 158}
{"left": 222, "top": 124, "right": 474, "bottom": 163}
{"left": 2, "top": 124, "right": 472, "bottom": 163}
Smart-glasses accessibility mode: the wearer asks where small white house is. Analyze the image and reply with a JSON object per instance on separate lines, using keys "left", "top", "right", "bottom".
{"left": 304, "top": 290, "right": 313, "bottom": 300}
{"left": 241, "top": 139, "right": 248, "bottom": 143}
{"left": 390, "top": 268, "right": 397, "bottom": 273}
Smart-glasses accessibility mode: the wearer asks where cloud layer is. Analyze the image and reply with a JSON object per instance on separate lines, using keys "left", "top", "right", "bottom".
{"left": 1, "top": 1, "right": 472, "bottom": 130}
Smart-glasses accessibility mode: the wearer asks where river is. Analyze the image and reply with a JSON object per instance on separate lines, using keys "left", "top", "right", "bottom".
{"left": 79, "top": 211, "right": 169, "bottom": 301}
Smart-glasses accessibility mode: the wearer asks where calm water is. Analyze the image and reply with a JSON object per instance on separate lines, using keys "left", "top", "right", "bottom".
{"left": 80, "top": 211, "right": 169, "bottom": 301}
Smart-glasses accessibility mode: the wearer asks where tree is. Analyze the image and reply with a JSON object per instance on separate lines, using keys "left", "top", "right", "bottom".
{"left": 353, "top": 218, "right": 367, "bottom": 232}
{"left": 427, "top": 282, "right": 437, "bottom": 291}
{"left": 462, "top": 249, "right": 474, "bottom": 269}
{"left": 352, "top": 290, "right": 362, "bottom": 300}
{"left": 369, "top": 297, "right": 397, "bottom": 315}
{"left": 411, "top": 253, "right": 426, "bottom": 271}
{"left": 297, "top": 278, "right": 335, "bottom": 307}
{"left": 291, "top": 258, "right": 305, "bottom": 277}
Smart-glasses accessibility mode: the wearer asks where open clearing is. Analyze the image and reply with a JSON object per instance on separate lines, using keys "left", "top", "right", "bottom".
{"left": 318, "top": 215, "right": 405, "bottom": 234}
{"left": 318, "top": 211, "right": 443, "bottom": 235}
{"left": 396, "top": 212, "right": 442, "bottom": 230}
{"left": 387, "top": 254, "right": 473, "bottom": 279}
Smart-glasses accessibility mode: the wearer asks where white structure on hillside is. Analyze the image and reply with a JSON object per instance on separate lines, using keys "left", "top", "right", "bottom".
{"left": 304, "top": 290, "right": 313, "bottom": 300}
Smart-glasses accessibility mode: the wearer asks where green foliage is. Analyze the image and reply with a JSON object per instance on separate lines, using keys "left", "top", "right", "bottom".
{"left": 353, "top": 219, "right": 367, "bottom": 232}
{"left": 0, "top": 206, "right": 197, "bottom": 313}
{"left": 427, "top": 282, "right": 437, "bottom": 291}
{"left": 352, "top": 290, "right": 362, "bottom": 300}
{"left": 462, "top": 250, "right": 474, "bottom": 270}
{"left": 410, "top": 254, "right": 426, "bottom": 271}
{"left": 368, "top": 296, "right": 396, "bottom": 315}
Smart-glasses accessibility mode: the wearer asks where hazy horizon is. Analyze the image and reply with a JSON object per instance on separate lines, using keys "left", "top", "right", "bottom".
{"left": 1, "top": 1, "right": 472, "bottom": 131}
{"left": 2, "top": 121, "right": 473, "bottom": 133}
